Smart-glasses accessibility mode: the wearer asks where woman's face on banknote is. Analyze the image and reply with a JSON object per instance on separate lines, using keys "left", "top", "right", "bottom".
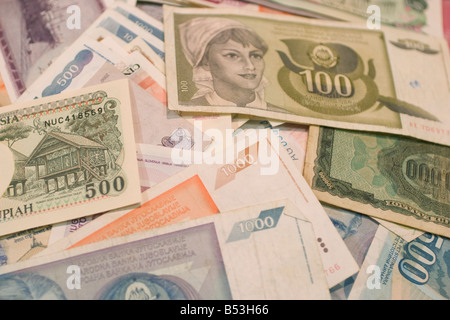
{"left": 204, "top": 39, "right": 265, "bottom": 92}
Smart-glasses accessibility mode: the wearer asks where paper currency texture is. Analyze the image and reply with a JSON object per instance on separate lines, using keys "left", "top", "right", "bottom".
{"left": 0, "top": 79, "right": 141, "bottom": 236}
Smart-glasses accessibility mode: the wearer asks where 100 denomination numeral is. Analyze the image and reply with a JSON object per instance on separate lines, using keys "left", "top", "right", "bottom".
{"left": 300, "top": 70, "right": 353, "bottom": 97}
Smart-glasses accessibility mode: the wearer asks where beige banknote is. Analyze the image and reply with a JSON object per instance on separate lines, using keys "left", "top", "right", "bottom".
{"left": 164, "top": 7, "right": 450, "bottom": 147}
{"left": 0, "top": 79, "right": 141, "bottom": 236}
{"left": 0, "top": 199, "right": 331, "bottom": 300}
{"left": 304, "top": 126, "right": 450, "bottom": 238}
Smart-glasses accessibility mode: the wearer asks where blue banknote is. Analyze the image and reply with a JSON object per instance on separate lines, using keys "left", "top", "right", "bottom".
{"left": 324, "top": 204, "right": 379, "bottom": 300}
{"left": 97, "top": 15, "right": 165, "bottom": 60}
{"left": 114, "top": 5, "right": 164, "bottom": 41}
{"left": 349, "top": 226, "right": 450, "bottom": 300}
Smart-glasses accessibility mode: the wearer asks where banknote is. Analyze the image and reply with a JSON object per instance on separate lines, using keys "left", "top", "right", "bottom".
{"left": 113, "top": 2, "right": 164, "bottom": 42}
{"left": 374, "top": 218, "right": 423, "bottom": 242}
{"left": 104, "top": 0, "right": 137, "bottom": 6}
{"left": 445, "top": 0, "right": 450, "bottom": 48}
{"left": 183, "top": 0, "right": 293, "bottom": 15}
{"left": 95, "top": 9, "right": 165, "bottom": 60}
{"left": 46, "top": 214, "right": 102, "bottom": 247}
{"left": 323, "top": 204, "right": 379, "bottom": 300}
{"left": 0, "top": 79, "right": 141, "bottom": 236}
{"left": 0, "top": 225, "right": 52, "bottom": 266}
{"left": 303, "top": 126, "right": 450, "bottom": 238}
{"left": 16, "top": 37, "right": 127, "bottom": 102}
{"left": 17, "top": 33, "right": 212, "bottom": 152}
{"left": 0, "top": 200, "right": 331, "bottom": 300}
{"left": 238, "top": 119, "right": 308, "bottom": 174}
{"left": 0, "top": 0, "right": 107, "bottom": 101}
{"left": 136, "top": 2, "right": 164, "bottom": 22}
{"left": 15, "top": 8, "right": 166, "bottom": 101}
{"left": 247, "top": 0, "right": 444, "bottom": 36}
{"left": 42, "top": 130, "right": 359, "bottom": 288}
{"left": 84, "top": 60, "right": 212, "bottom": 151}
{"left": 0, "top": 75, "right": 10, "bottom": 107}
{"left": 348, "top": 226, "right": 449, "bottom": 300}
{"left": 124, "top": 37, "right": 165, "bottom": 74}
{"left": 136, "top": 144, "right": 191, "bottom": 191}
{"left": 36, "top": 156, "right": 220, "bottom": 256}
{"left": 235, "top": 0, "right": 335, "bottom": 18}
{"left": 164, "top": 7, "right": 450, "bottom": 147}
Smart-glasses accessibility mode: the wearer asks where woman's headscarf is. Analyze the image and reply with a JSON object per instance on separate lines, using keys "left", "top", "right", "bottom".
{"left": 179, "top": 17, "right": 269, "bottom": 103}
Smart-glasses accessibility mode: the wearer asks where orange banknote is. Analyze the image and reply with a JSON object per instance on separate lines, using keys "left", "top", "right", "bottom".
{"left": 0, "top": 74, "right": 11, "bottom": 107}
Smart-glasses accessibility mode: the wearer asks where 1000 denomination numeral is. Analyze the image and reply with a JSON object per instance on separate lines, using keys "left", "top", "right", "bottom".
{"left": 237, "top": 216, "right": 275, "bottom": 233}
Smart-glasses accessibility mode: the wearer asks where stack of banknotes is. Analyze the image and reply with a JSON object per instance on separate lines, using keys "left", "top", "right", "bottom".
{"left": 0, "top": 0, "right": 448, "bottom": 301}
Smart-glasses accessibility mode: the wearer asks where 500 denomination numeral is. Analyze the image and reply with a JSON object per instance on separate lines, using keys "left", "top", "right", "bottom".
{"left": 57, "top": 65, "right": 80, "bottom": 87}
{"left": 85, "top": 176, "right": 125, "bottom": 199}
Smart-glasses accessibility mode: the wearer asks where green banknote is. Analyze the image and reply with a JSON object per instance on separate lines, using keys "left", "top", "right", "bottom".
{"left": 164, "top": 6, "right": 450, "bottom": 147}
{"left": 248, "top": 0, "right": 444, "bottom": 36}
{"left": 0, "top": 79, "right": 141, "bottom": 236}
{"left": 304, "top": 126, "right": 450, "bottom": 238}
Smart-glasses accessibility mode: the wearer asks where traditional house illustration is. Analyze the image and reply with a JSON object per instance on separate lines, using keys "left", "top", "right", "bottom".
{"left": 6, "top": 148, "right": 28, "bottom": 197}
{"left": 25, "top": 131, "right": 109, "bottom": 193}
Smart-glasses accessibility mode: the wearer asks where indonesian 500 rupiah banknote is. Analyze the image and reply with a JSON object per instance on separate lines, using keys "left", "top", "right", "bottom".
{"left": 0, "top": 199, "right": 331, "bottom": 300}
{"left": 164, "top": 7, "right": 450, "bottom": 147}
{"left": 245, "top": 0, "right": 444, "bottom": 36}
{"left": 0, "top": 79, "right": 141, "bottom": 236}
{"left": 348, "top": 226, "right": 449, "bottom": 300}
{"left": 39, "top": 130, "right": 359, "bottom": 288}
{"left": 303, "top": 126, "right": 450, "bottom": 238}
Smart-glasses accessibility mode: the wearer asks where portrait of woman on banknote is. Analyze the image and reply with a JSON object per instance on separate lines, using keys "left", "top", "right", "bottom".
{"left": 179, "top": 17, "right": 282, "bottom": 110}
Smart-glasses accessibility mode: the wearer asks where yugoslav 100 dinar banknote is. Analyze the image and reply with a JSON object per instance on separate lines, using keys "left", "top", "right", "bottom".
{"left": 348, "top": 226, "right": 449, "bottom": 300}
{"left": 0, "top": 79, "right": 141, "bottom": 236}
{"left": 164, "top": 7, "right": 450, "bottom": 147}
{"left": 303, "top": 126, "right": 450, "bottom": 238}
{"left": 0, "top": 199, "right": 331, "bottom": 300}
